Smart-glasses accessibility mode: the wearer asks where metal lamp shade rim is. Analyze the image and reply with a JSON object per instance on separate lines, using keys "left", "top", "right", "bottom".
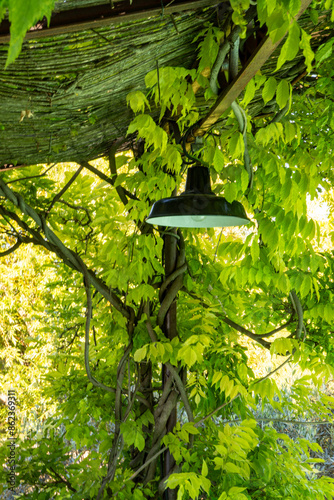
{"left": 146, "top": 194, "right": 250, "bottom": 228}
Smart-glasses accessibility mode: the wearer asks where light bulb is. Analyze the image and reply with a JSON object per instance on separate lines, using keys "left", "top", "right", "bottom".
{"left": 191, "top": 215, "right": 206, "bottom": 222}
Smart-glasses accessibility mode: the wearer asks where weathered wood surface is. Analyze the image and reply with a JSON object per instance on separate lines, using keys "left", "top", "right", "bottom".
{"left": 0, "top": 1, "right": 331, "bottom": 167}
{"left": 0, "top": 7, "right": 216, "bottom": 166}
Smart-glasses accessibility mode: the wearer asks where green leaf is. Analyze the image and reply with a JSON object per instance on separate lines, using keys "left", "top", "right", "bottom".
{"left": 224, "top": 462, "right": 243, "bottom": 474}
{"left": 270, "top": 337, "right": 294, "bottom": 356}
{"left": 126, "top": 91, "right": 150, "bottom": 113}
{"left": 145, "top": 70, "right": 158, "bottom": 88}
{"left": 277, "top": 273, "right": 291, "bottom": 293}
{"left": 250, "top": 239, "right": 259, "bottom": 264}
{"left": 134, "top": 345, "right": 147, "bottom": 362}
{"left": 228, "top": 486, "right": 247, "bottom": 496}
{"left": 198, "top": 26, "right": 219, "bottom": 73}
{"left": 229, "top": 132, "right": 244, "bottom": 158}
{"left": 276, "top": 80, "right": 290, "bottom": 110}
{"left": 300, "top": 28, "right": 314, "bottom": 72}
{"left": 212, "top": 371, "right": 222, "bottom": 384}
{"left": 242, "top": 79, "right": 256, "bottom": 106}
{"left": 224, "top": 182, "right": 238, "bottom": 203}
{"left": 276, "top": 21, "right": 300, "bottom": 70}
{"left": 262, "top": 77, "right": 277, "bottom": 104}
{"left": 257, "top": 0, "right": 268, "bottom": 26}
{"left": 316, "top": 39, "right": 334, "bottom": 64}
{"left": 213, "top": 148, "right": 225, "bottom": 172}
{"left": 300, "top": 274, "right": 312, "bottom": 299}
{"left": 134, "top": 432, "right": 145, "bottom": 452}
{"left": 266, "top": 10, "right": 289, "bottom": 44}
{"left": 164, "top": 144, "right": 182, "bottom": 173}
{"left": 6, "top": 0, "right": 55, "bottom": 67}
{"left": 127, "top": 114, "right": 154, "bottom": 135}
{"left": 288, "top": 0, "right": 301, "bottom": 17}
{"left": 201, "top": 460, "right": 208, "bottom": 477}
{"left": 284, "top": 122, "right": 296, "bottom": 143}
{"left": 309, "top": 8, "right": 319, "bottom": 25}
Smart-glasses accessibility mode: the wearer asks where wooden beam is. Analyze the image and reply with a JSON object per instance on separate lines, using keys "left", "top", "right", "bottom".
{"left": 0, "top": 0, "right": 221, "bottom": 43}
{"left": 194, "top": 0, "right": 313, "bottom": 135}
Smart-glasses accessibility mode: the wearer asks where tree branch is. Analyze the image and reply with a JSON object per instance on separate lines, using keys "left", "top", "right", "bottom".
{"left": 184, "top": 288, "right": 298, "bottom": 348}
{"left": 219, "top": 417, "right": 333, "bottom": 425}
{"left": 0, "top": 239, "right": 22, "bottom": 257}
{"left": 157, "top": 236, "right": 186, "bottom": 328}
{"left": 81, "top": 263, "right": 116, "bottom": 394}
{"left": 109, "top": 146, "right": 130, "bottom": 206}
{"left": 81, "top": 159, "right": 137, "bottom": 201}
{"left": 48, "top": 467, "right": 77, "bottom": 493}
{"left": 159, "top": 263, "right": 187, "bottom": 301}
{"left": 219, "top": 315, "right": 271, "bottom": 349}
{"left": 258, "top": 315, "right": 295, "bottom": 338}
{"left": 289, "top": 290, "right": 303, "bottom": 340}
{"left": 0, "top": 180, "right": 131, "bottom": 319}
{"left": 58, "top": 199, "right": 91, "bottom": 226}
{"left": 144, "top": 303, "right": 194, "bottom": 423}
{"left": 165, "top": 362, "right": 194, "bottom": 423}
{"left": 47, "top": 165, "right": 84, "bottom": 214}
{"left": 6, "top": 163, "right": 57, "bottom": 185}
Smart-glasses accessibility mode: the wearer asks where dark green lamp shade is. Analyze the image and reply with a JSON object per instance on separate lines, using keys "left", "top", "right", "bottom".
{"left": 146, "top": 165, "right": 250, "bottom": 228}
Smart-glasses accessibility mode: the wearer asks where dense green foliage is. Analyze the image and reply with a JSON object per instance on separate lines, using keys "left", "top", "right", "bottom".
{"left": 0, "top": 0, "right": 55, "bottom": 67}
{"left": 1, "top": 1, "right": 334, "bottom": 499}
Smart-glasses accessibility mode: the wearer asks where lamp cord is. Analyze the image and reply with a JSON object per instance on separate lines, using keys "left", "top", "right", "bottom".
{"left": 180, "top": 119, "right": 211, "bottom": 176}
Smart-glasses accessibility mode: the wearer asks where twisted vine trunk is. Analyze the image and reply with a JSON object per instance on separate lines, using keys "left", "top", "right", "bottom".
{"left": 162, "top": 230, "right": 179, "bottom": 500}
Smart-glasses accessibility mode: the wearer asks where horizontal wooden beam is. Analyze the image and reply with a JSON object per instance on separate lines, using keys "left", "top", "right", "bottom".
{"left": 195, "top": 0, "right": 313, "bottom": 135}
{"left": 0, "top": 0, "right": 221, "bottom": 43}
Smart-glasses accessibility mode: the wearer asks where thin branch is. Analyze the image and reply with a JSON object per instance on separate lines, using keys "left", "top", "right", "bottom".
{"left": 258, "top": 315, "right": 294, "bottom": 338}
{"left": 220, "top": 315, "right": 271, "bottom": 349}
{"left": 185, "top": 288, "right": 298, "bottom": 347}
{"left": 81, "top": 262, "right": 116, "bottom": 394}
{"left": 289, "top": 290, "right": 303, "bottom": 339}
{"left": 47, "top": 165, "right": 84, "bottom": 214}
{"left": 213, "top": 229, "right": 223, "bottom": 263}
{"left": 197, "top": 353, "right": 294, "bottom": 427}
{"left": 97, "top": 310, "right": 136, "bottom": 499}
{"left": 210, "top": 38, "right": 231, "bottom": 95}
{"left": 270, "top": 102, "right": 289, "bottom": 124}
{"left": 58, "top": 199, "right": 92, "bottom": 225}
{"left": 48, "top": 467, "right": 77, "bottom": 493}
{"left": 6, "top": 163, "right": 57, "bottom": 185}
{"left": 0, "top": 239, "right": 22, "bottom": 257}
{"left": 129, "top": 446, "right": 168, "bottom": 484}
{"left": 219, "top": 417, "right": 334, "bottom": 425}
{"left": 165, "top": 362, "right": 194, "bottom": 423}
{"left": 256, "top": 354, "right": 293, "bottom": 384}
{"left": 81, "top": 160, "right": 137, "bottom": 201}
{"left": 157, "top": 275, "right": 184, "bottom": 328}
{"left": 197, "top": 394, "right": 241, "bottom": 426}
{"left": 109, "top": 146, "right": 130, "bottom": 206}
{"left": 157, "top": 237, "right": 186, "bottom": 327}
{"left": 0, "top": 181, "right": 131, "bottom": 319}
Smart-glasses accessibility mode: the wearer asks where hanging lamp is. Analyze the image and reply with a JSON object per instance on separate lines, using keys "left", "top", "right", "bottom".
{"left": 146, "top": 164, "right": 250, "bottom": 228}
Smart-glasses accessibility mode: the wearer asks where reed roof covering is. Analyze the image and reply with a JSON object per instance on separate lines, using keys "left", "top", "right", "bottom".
{"left": 0, "top": 1, "right": 332, "bottom": 168}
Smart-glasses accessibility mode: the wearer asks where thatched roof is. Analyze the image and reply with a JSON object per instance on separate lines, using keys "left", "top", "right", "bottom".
{"left": 0, "top": 1, "right": 331, "bottom": 168}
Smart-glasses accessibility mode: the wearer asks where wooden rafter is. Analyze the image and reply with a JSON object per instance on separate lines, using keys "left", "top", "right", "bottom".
{"left": 0, "top": 0, "right": 220, "bottom": 42}
{"left": 194, "top": 0, "right": 313, "bottom": 136}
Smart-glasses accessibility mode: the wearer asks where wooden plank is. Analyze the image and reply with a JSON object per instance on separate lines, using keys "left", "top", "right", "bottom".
{"left": 194, "top": 0, "right": 313, "bottom": 135}
{"left": 0, "top": 0, "right": 221, "bottom": 43}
